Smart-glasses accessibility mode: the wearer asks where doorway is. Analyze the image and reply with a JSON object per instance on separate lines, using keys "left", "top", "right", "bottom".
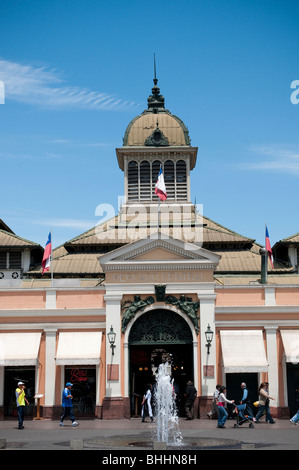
{"left": 287, "top": 363, "right": 299, "bottom": 416}
{"left": 128, "top": 308, "right": 194, "bottom": 416}
{"left": 4, "top": 367, "right": 36, "bottom": 418}
{"left": 225, "top": 373, "right": 259, "bottom": 417}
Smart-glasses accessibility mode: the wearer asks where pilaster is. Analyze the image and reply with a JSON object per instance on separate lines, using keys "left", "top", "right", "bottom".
{"left": 43, "top": 328, "right": 57, "bottom": 418}
{"left": 265, "top": 326, "right": 279, "bottom": 408}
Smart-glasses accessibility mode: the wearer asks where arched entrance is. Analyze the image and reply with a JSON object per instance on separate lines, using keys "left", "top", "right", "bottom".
{"left": 128, "top": 308, "right": 194, "bottom": 416}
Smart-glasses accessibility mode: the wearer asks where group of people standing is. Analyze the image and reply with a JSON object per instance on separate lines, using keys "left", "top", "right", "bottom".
{"left": 140, "top": 379, "right": 197, "bottom": 423}
{"left": 209, "top": 381, "right": 276, "bottom": 429}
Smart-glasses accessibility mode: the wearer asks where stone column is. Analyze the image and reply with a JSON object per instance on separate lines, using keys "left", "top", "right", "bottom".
{"left": 199, "top": 295, "right": 217, "bottom": 417}
{"left": 102, "top": 294, "right": 129, "bottom": 418}
{"left": 43, "top": 328, "right": 57, "bottom": 419}
{"left": 265, "top": 326, "right": 280, "bottom": 416}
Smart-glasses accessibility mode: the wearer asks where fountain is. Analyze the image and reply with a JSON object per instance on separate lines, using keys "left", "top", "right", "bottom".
{"left": 154, "top": 362, "right": 182, "bottom": 447}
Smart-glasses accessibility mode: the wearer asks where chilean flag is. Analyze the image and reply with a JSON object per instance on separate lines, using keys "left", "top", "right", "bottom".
{"left": 42, "top": 232, "right": 52, "bottom": 274}
{"left": 155, "top": 165, "right": 167, "bottom": 201}
{"left": 265, "top": 226, "right": 274, "bottom": 269}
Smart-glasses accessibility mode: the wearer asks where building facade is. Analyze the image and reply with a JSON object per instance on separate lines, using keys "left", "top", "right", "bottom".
{"left": 1, "top": 78, "right": 299, "bottom": 420}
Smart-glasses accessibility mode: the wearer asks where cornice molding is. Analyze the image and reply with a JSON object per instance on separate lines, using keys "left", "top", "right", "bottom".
{"left": 103, "top": 262, "right": 217, "bottom": 271}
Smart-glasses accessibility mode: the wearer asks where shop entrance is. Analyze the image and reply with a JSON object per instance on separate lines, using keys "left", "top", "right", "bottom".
{"left": 128, "top": 308, "right": 194, "bottom": 417}
{"left": 225, "top": 373, "right": 259, "bottom": 417}
{"left": 287, "top": 363, "right": 299, "bottom": 417}
{"left": 64, "top": 367, "right": 96, "bottom": 417}
{"left": 4, "top": 367, "right": 36, "bottom": 418}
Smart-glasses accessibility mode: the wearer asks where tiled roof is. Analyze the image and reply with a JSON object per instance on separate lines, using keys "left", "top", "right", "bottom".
{"left": 0, "top": 230, "right": 42, "bottom": 249}
{"left": 27, "top": 250, "right": 105, "bottom": 276}
{"left": 275, "top": 232, "right": 299, "bottom": 245}
{"left": 24, "top": 214, "right": 292, "bottom": 278}
{"left": 63, "top": 214, "right": 253, "bottom": 248}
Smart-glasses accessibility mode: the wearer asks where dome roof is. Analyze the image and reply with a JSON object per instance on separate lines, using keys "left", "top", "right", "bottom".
{"left": 123, "top": 78, "right": 191, "bottom": 147}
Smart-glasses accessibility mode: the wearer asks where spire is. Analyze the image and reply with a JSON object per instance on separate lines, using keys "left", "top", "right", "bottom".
{"left": 154, "top": 53, "right": 157, "bottom": 86}
{"left": 147, "top": 53, "right": 165, "bottom": 113}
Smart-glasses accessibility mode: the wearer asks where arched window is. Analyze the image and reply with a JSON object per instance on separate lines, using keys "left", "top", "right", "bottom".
{"left": 164, "top": 160, "right": 175, "bottom": 199}
{"left": 128, "top": 160, "right": 138, "bottom": 200}
{"left": 140, "top": 161, "right": 151, "bottom": 200}
{"left": 176, "top": 160, "right": 187, "bottom": 200}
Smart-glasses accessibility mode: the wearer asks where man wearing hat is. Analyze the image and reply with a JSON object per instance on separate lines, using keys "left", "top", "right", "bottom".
{"left": 59, "top": 382, "right": 78, "bottom": 427}
{"left": 15, "top": 382, "right": 29, "bottom": 430}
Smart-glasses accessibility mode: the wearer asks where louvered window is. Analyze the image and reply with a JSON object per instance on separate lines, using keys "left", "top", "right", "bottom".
{"left": 176, "top": 160, "right": 187, "bottom": 200}
{"left": 127, "top": 158, "right": 188, "bottom": 201}
{"left": 0, "top": 252, "right": 6, "bottom": 269}
{"left": 128, "top": 161, "right": 138, "bottom": 200}
{"left": 164, "top": 160, "right": 175, "bottom": 199}
{"left": 140, "top": 161, "right": 151, "bottom": 200}
{"left": 9, "top": 251, "right": 22, "bottom": 269}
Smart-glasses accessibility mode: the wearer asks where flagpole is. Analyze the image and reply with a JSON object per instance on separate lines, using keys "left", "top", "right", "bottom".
{"left": 264, "top": 223, "right": 268, "bottom": 283}
{"left": 50, "top": 229, "right": 54, "bottom": 287}
{"left": 155, "top": 164, "right": 166, "bottom": 236}
{"left": 157, "top": 199, "right": 161, "bottom": 235}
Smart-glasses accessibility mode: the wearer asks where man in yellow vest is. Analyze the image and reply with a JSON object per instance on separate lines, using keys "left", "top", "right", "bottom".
{"left": 15, "top": 382, "right": 29, "bottom": 429}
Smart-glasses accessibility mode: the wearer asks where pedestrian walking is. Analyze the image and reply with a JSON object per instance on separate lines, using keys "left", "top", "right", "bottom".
{"left": 184, "top": 380, "right": 197, "bottom": 420}
{"left": 59, "top": 382, "right": 79, "bottom": 427}
{"left": 290, "top": 409, "right": 299, "bottom": 425}
{"left": 217, "top": 386, "right": 235, "bottom": 428}
{"left": 290, "top": 386, "right": 299, "bottom": 425}
{"left": 15, "top": 381, "right": 29, "bottom": 429}
{"left": 141, "top": 383, "right": 154, "bottom": 422}
{"left": 240, "top": 382, "right": 254, "bottom": 419}
{"left": 207, "top": 384, "right": 221, "bottom": 419}
{"left": 255, "top": 382, "right": 275, "bottom": 424}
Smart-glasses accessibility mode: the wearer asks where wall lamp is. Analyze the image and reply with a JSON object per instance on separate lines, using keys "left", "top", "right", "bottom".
{"left": 205, "top": 324, "right": 214, "bottom": 354}
{"left": 107, "top": 325, "right": 116, "bottom": 355}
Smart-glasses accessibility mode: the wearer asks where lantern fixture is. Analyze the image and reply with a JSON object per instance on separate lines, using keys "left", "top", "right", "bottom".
{"left": 107, "top": 325, "right": 116, "bottom": 355}
{"left": 205, "top": 324, "right": 214, "bottom": 354}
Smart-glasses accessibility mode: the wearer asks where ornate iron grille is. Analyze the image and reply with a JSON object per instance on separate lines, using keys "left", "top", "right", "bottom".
{"left": 128, "top": 309, "right": 193, "bottom": 345}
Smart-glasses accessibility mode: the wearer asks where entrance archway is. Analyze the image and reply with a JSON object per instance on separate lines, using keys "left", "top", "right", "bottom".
{"left": 128, "top": 308, "right": 194, "bottom": 416}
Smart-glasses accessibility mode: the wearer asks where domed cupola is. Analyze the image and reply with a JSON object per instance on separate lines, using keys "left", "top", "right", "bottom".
{"left": 123, "top": 76, "right": 191, "bottom": 147}
{"left": 116, "top": 72, "right": 198, "bottom": 204}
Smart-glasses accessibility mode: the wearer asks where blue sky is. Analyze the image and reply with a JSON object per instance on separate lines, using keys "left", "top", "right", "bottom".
{"left": 0, "top": 0, "right": 298, "bottom": 249}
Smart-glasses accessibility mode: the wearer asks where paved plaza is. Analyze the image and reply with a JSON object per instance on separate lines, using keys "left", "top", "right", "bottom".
{"left": 0, "top": 417, "right": 298, "bottom": 452}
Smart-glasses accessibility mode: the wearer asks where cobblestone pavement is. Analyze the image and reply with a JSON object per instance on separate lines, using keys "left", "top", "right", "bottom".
{"left": 0, "top": 418, "right": 298, "bottom": 452}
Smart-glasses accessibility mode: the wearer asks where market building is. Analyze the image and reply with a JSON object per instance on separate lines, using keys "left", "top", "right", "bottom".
{"left": 1, "top": 77, "right": 299, "bottom": 420}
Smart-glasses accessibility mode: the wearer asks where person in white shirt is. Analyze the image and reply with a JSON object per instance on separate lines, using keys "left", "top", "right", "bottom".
{"left": 217, "top": 386, "right": 235, "bottom": 428}
{"left": 141, "top": 384, "right": 154, "bottom": 423}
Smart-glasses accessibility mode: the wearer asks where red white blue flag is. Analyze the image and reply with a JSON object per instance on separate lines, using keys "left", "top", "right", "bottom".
{"left": 155, "top": 165, "right": 167, "bottom": 201}
{"left": 42, "top": 232, "right": 52, "bottom": 274}
{"left": 265, "top": 226, "right": 274, "bottom": 268}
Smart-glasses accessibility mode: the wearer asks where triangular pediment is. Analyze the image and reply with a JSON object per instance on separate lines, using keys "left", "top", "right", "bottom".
{"left": 130, "top": 246, "right": 191, "bottom": 261}
{"left": 99, "top": 232, "right": 220, "bottom": 270}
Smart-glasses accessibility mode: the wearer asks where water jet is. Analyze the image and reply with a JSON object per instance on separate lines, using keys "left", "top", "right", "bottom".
{"left": 154, "top": 362, "right": 182, "bottom": 446}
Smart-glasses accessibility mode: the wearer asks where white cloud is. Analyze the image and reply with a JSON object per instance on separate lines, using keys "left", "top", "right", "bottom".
{"left": 243, "top": 145, "right": 299, "bottom": 175}
{"left": 0, "top": 151, "right": 61, "bottom": 160}
{"left": 48, "top": 139, "right": 114, "bottom": 148}
{"left": 0, "top": 58, "right": 139, "bottom": 111}
{"left": 36, "top": 218, "right": 94, "bottom": 230}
